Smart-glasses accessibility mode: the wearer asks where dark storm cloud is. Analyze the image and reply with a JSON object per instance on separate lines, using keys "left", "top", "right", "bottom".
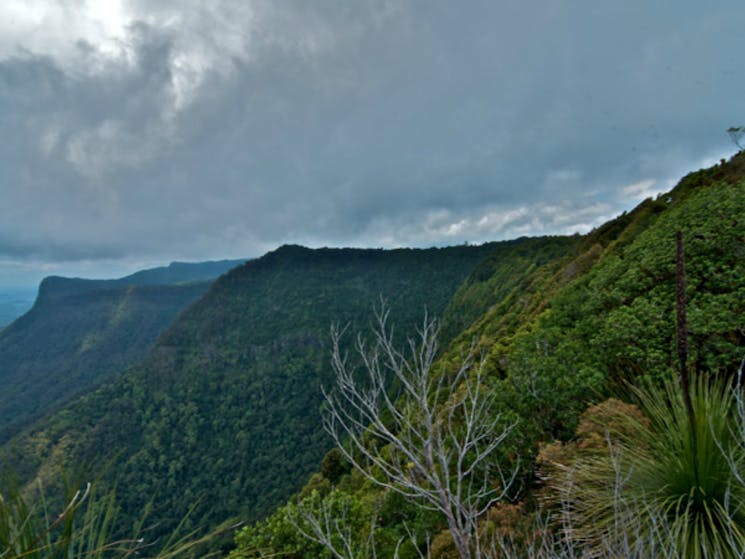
{"left": 0, "top": 0, "right": 743, "bottom": 284}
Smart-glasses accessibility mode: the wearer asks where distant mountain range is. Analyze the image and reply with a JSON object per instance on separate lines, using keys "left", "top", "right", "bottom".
{"left": 0, "top": 259, "right": 245, "bottom": 443}
{"left": 0, "top": 260, "right": 248, "bottom": 328}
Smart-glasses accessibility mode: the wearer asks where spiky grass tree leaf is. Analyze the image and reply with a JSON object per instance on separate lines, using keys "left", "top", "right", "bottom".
{"left": 549, "top": 374, "right": 745, "bottom": 557}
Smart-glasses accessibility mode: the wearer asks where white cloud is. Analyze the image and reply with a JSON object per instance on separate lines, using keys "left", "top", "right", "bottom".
{"left": 354, "top": 199, "right": 617, "bottom": 249}
{"left": 0, "top": 0, "right": 133, "bottom": 67}
{"left": 620, "top": 178, "right": 658, "bottom": 201}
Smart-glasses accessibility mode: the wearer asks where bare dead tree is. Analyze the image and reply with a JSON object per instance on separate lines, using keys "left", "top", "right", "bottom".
{"left": 321, "top": 307, "right": 517, "bottom": 559}
{"left": 287, "top": 490, "right": 381, "bottom": 559}
{"left": 287, "top": 489, "right": 430, "bottom": 559}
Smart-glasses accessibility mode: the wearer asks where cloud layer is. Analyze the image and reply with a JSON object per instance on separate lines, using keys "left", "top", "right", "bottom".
{"left": 1, "top": 0, "right": 743, "bottom": 284}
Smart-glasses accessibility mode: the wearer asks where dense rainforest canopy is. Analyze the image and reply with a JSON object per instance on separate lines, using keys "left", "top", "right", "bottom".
{"left": 0, "top": 259, "right": 244, "bottom": 443}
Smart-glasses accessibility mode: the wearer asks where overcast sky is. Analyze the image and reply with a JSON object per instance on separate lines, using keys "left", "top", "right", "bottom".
{"left": 1, "top": 0, "right": 743, "bottom": 287}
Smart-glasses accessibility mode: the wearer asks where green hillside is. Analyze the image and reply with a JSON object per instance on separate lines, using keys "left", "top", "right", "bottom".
{"left": 439, "top": 235, "right": 579, "bottom": 344}
{"left": 469, "top": 156, "right": 744, "bottom": 452}
{"left": 0, "top": 241, "right": 582, "bottom": 547}
{"left": 38, "top": 259, "right": 246, "bottom": 297}
{"left": 0, "top": 259, "right": 243, "bottom": 443}
{"left": 230, "top": 155, "right": 744, "bottom": 558}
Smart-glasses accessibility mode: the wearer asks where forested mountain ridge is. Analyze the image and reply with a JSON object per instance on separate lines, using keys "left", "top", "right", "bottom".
{"left": 36, "top": 258, "right": 246, "bottom": 301}
{"left": 440, "top": 154, "right": 744, "bottom": 449}
{"left": 469, "top": 153, "right": 743, "bottom": 377}
{"left": 1, "top": 241, "right": 582, "bottom": 544}
{"left": 439, "top": 235, "right": 580, "bottom": 344}
{"left": 231, "top": 154, "right": 745, "bottom": 557}
{"left": 0, "top": 259, "right": 244, "bottom": 444}
{"left": 442, "top": 153, "right": 745, "bottom": 372}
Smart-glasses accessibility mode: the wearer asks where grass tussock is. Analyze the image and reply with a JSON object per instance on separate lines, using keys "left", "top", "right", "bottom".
{"left": 0, "top": 474, "right": 222, "bottom": 559}
{"left": 537, "top": 374, "right": 745, "bottom": 558}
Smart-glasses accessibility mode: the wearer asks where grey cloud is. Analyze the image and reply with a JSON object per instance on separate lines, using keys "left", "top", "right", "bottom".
{"left": 1, "top": 0, "right": 744, "bottom": 284}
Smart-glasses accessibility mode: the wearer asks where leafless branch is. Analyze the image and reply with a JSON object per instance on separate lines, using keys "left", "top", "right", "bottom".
{"left": 322, "top": 306, "right": 517, "bottom": 559}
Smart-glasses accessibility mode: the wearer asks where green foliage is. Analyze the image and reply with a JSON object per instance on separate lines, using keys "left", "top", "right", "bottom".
{"left": 477, "top": 175, "right": 744, "bottom": 476}
{"left": 0, "top": 259, "right": 242, "bottom": 443}
{"left": 1, "top": 476, "right": 119, "bottom": 559}
{"left": 439, "top": 236, "right": 578, "bottom": 344}
{"left": 542, "top": 375, "right": 745, "bottom": 557}
{"left": 230, "top": 489, "right": 370, "bottom": 559}
{"left": 320, "top": 449, "right": 350, "bottom": 485}
{"left": 230, "top": 482, "right": 441, "bottom": 559}
{"left": 632, "top": 376, "right": 745, "bottom": 556}
{"left": 3, "top": 244, "right": 507, "bottom": 548}
{"left": 0, "top": 278, "right": 218, "bottom": 444}
{"left": 0, "top": 473, "right": 220, "bottom": 559}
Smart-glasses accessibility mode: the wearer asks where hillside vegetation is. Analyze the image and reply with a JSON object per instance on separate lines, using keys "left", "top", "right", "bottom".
{"left": 2, "top": 242, "right": 578, "bottom": 546}
{"left": 231, "top": 154, "right": 744, "bottom": 557}
{"left": 0, "top": 259, "right": 243, "bottom": 443}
